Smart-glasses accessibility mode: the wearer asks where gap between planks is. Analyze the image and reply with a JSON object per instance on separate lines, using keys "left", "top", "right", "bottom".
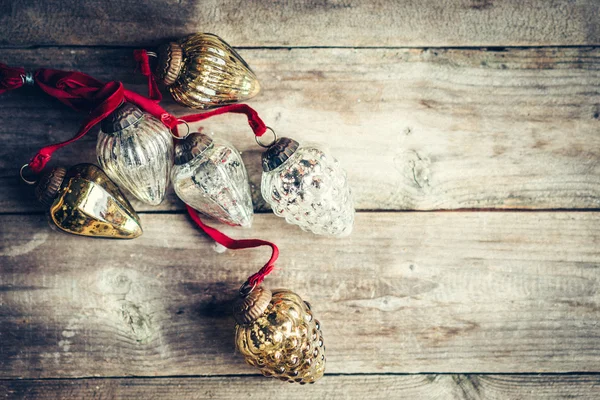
{"left": 2, "top": 372, "right": 600, "bottom": 382}
{"left": 2, "top": 209, "right": 600, "bottom": 218}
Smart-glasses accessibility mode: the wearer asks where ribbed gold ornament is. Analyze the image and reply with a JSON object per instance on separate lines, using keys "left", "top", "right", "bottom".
{"left": 234, "top": 288, "right": 325, "bottom": 384}
{"left": 156, "top": 33, "right": 260, "bottom": 109}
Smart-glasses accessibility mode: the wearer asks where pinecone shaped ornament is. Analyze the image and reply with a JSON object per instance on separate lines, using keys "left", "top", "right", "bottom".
{"left": 155, "top": 33, "right": 260, "bottom": 109}
{"left": 35, "top": 164, "right": 142, "bottom": 238}
{"left": 261, "top": 138, "right": 354, "bottom": 237}
{"left": 234, "top": 286, "right": 325, "bottom": 384}
{"left": 171, "top": 132, "right": 254, "bottom": 227}
{"left": 97, "top": 102, "right": 174, "bottom": 206}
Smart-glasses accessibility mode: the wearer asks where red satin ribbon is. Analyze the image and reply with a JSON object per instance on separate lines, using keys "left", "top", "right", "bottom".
{"left": 0, "top": 63, "right": 266, "bottom": 173}
{"left": 0, "top": 61, "right": 277, "bottom": 285}
{"left": 133, "top": 50, "right": 162, "bottom": 102}
{"left": 186, "top": 205, "right": 278, "bottom": 286}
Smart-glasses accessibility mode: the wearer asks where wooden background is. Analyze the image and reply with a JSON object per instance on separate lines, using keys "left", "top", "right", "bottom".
{"left": 1, "top": 1, "right": 599, "bottom": 398}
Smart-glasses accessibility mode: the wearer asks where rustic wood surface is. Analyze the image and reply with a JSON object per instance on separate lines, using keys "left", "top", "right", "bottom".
{"left": 1, "top": 47, "right": 599, "bottom": 212}
{"left": 1, "top": 375, "right": 600, "bottom": 400}
{"left": 1, "top": 212, "right": 599, "bottom": 378}
{"left": 1, "top": 0, "right": 599, "bottom": 47}
{"left": 1, "top": 0, "right": 599, "bottom": 398}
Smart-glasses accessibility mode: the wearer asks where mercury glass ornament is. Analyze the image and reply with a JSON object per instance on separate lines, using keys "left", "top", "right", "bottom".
{"left": 97, "top": 103, "right": 174, "bottom": 206}
{"left": 261, "top": 138, "right": 354, "bottom": 237}
{"left": 155, "top": 33, "right": 260, "bottom": 109}
{"left": 34, "top": 164, "right": 142, "bottom": 238}
{"left": 234, "top": 286, "right": 325, "bottom": 384}
{"left": 171, "top": 132, "right": 253, "bottom": 227}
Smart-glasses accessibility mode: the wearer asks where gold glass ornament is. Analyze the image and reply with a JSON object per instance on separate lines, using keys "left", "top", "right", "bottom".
{"left": 234, "top": 286, "right": 325, "bottom": 384}
{"left": 35, "top": 163, "right": 143, "bottom": 239}
{"left": 155, "top": 33, "right": 260, "bottom": 109}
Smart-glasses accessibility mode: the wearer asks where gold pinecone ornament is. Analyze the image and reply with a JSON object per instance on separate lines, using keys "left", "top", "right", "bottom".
{"left": 155, "top": 33, "right": 261, "bottom": 109}
{"left": 234, "top": 286, "right": 326, "bottom": 384}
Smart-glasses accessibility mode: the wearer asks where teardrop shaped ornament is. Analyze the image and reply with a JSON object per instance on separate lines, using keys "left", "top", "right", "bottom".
{"left": 38, "top": 164, "right": 143, "bottom": 239}
{"left": 171, "top": 132, "right": 254, "bottom": 227}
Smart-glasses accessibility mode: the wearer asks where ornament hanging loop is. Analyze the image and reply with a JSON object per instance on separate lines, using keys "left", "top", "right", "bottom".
{"left": 146, "top": 51, "right": 158, "bottom": 58}
{"left": 172, "top": 120, "right": 191, "bottom": 140}
{"left": 20, "top": 164, "right": 37, "bottom": 185}
{"left": 255, "top": 127, "right": 277, "bottom": 148}
{"left": 20, "top": 72, "right": 35, "bottom": 86}
{"left": 239, "top": 280, "right": 257, "bottom": 296}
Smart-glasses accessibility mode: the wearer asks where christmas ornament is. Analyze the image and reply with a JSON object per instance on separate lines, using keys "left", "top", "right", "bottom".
{"left": 186, "top": 206, "right": 325, "bottom": 384}
{"left": 234, "top": 286, "right": 325, "bottom": 384}
{"left": 31, "top": 163, "right": 142, "bottom": 238}
{"left": 172, "top": 132, "right": 253, "bottom": 227}
{"left": 261, "top": 137, "right": 354, "bottom": 237}
{"left": 97, "top": 102, "right": 174, "bottom": 206}
{"left": 137, "top": 33, "right": 260, "bottom": 109}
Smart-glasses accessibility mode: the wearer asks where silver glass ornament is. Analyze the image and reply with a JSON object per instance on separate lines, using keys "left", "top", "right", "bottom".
{"left": 97, "top": 103, "right": 174, "bottom": 206}
{"left": 261, "top": 138, "right": 354, "bottom": 237}
{"left": 171, "top": 132, "right": 253, "bottom": 227}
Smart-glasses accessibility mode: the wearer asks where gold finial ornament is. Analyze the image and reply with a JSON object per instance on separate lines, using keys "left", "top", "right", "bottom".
{"left": 234, "top": 287, "right": 326, "bottom": 384}
{"left": 155, "top": 33, "right": 261, "bottom": 109}
{"left": 35, "top": 164, "right": 143, "bottom": 239}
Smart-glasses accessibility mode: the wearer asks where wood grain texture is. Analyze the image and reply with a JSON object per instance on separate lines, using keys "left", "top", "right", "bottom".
{"left": 1, "top": 375, "right": 600, "bottom": 400}
{"left": 1, "top": 0, "right": 599, "bottom": 47}
{"left": 1, "top": 212, "right": 599, "bottom": 378}
{"left": 1, "top": 47, "right": 599, "bottom": 213}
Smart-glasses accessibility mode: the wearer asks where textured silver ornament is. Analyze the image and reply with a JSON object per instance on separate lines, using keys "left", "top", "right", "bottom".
{"left": 261, "top": 138, "right": 354, "bottom": 237}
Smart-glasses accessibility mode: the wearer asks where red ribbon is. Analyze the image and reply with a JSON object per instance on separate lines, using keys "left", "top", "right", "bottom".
{"left": 133, "top": 50, "right": 162, "bottom": 102}
{"left": 0, "top": 63, "right": 26, "bottom": 94}
{"left": 1, "top": 61, "right": 277, "bottom": 286}
{"left": 0, "top": 63, "right": 266, "bottom": 173}
{"left": 186, "top": 206, "right": 278, "bottom": 287}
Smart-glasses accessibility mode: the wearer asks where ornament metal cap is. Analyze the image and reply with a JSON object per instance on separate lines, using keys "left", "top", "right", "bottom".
{"left": 35, "top": 167, "right": 66, "bottom": 208}
{"left": 173, "top": 132, "right": 214, "bottom": 165}
{"left": 101, "top": 102, "right": 144, "bottom": 133}
{"left": 156, "top": 42, "right": 184, "bottom": 86}
{"left": 233, "top": 286, "right": 272, "bottom": 325}
{"left": 261, "top": 137, "right": 300, "bottom": 172}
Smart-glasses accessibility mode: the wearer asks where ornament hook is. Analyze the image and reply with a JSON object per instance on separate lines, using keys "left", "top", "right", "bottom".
{"left": 172, "top": 120, "right": 191, "bottom": 140}
{"left": 239, "top": 280, "right": 257, "bottom": 297}
{"left": 255, "top": 127, "right": 277, "bottom": 148}
{"left": 146, "top": 51, "right": 158, "bottom": 58}
{"left": 20, "top": 164, "right": 37, "bottom": 185}
{"left": 20, "top": 72, "right": 35, "bottom": 86}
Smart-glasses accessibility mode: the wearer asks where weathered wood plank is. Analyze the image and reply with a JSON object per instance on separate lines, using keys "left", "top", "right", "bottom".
{"left": 1, "top": 375, "right": 600, "bottom": 400}
{"left": 1, "top": 0, "right": 599, "bottom": 47}
{"left": 1, "top": 212, "right": 599, "bottom": 378}
{"left": 0, "top": 47, "right": 599, "bottom": 212}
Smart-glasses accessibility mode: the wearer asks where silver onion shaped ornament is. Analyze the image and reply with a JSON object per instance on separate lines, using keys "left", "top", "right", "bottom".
{"left": 97, "top": 103, "right": 174, "bottom": 206}
{"left": 171, "top": 132, "right": 254, "bottom": 227}
{"left": 261, "top": 138, "right": 354, "bottom": 237}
